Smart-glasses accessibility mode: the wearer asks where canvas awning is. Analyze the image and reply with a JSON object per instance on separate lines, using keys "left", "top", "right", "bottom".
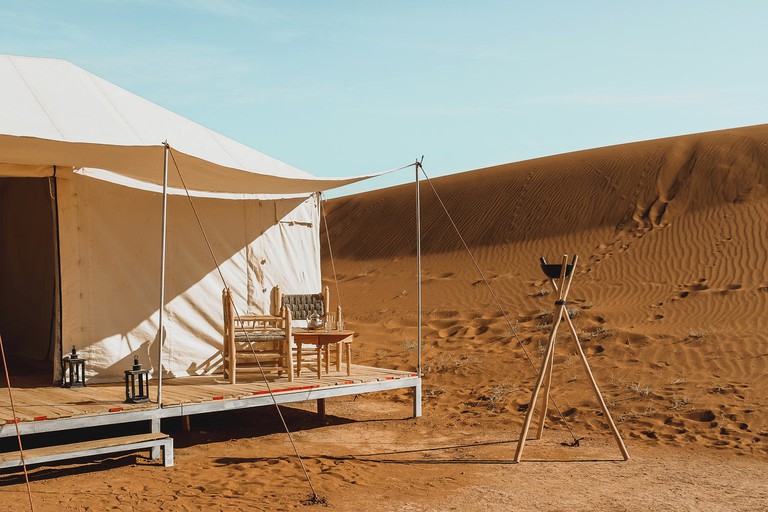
{"left": 0, "top": 54, "right": 381, "bottom": 195}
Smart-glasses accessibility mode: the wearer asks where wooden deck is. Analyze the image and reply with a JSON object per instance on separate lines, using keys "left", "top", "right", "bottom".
{"left": 0, "top": 364, "right": 420, "bottom": 437}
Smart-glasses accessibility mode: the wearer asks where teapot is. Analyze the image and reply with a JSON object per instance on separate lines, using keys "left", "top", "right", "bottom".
{"left": 307, "top": 312, "right": 323, "bottom": 330}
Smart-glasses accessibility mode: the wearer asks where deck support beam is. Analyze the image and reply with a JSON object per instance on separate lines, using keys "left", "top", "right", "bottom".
{"left": 317, "top": 398, "right": 326, "bottom": 422}
{"left": 150, "top": 416, "right": 162, "bottom": 460}
{"left": 412, "top": 380, "right": 422, "bottom": 418}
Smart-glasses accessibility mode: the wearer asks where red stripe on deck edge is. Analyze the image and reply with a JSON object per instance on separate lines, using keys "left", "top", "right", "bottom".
{"left": 385, "top": 377, "right": 394, "bottom": 380}
{"left": 5, "top": 419, "right": 20, "bottom": 424}
{"left": 109, "top": 407, "right": 123, "bottom": 412}
{"left": 34, "top": 416, "right": 47, "bottom": 421}
{"left": 252, "top": 384, "right": 320, "bottom": 396}
{"left": 212, "top": 396, "right": 224, "bottom": 400}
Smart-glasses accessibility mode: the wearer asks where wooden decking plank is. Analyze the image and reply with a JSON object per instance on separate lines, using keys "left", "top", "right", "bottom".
{"left": 0, "top": 404, "right": 67, "bottom": 420}
{"left": 163, "top": 388, "right": 229, "bottom": 405}
{"left": 1, "top": 390, "right": 69, "bottom": 412}
{"left": 63, "top": 386, "right": 126, "bottom": 404}
{"left": 200, "top": 384, "right": 256, "bottom": 398}
{"left": 3, "top": 403, "right": 79, "bottom": 420}
{"left": 161, "top": 388, "right": 210, "bottom": 403}
{"left": 159, "top": 391, "right": 195, "bottom": 406}
{"left": 0, "top": 406, "right": 51, "bottom": 423}
{"left": 3, "top": 390, "right": 44, "bottom": 409}
{"left": 290, "top": 377, "right": 324, "bottom": 388}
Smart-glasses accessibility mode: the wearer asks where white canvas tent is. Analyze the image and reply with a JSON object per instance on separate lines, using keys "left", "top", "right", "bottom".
{"left": 0, "top": 54, "right": 375, "bottom": 384}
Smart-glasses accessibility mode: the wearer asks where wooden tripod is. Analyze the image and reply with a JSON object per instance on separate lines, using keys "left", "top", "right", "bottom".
{"left": 514, "top": 254, "right": 629, "bottom": 462}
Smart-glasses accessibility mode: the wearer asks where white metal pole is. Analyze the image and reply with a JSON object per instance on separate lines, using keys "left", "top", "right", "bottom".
{"left": 416, "top": 161, "right": 422, "bottom": 378}
{"left": 157, "top": 143, "right": 169, "bottom": 407}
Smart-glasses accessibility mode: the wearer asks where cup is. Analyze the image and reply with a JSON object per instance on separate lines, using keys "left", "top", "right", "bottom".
{"left": 325, "top": 315, "right": 335, "bottom": 332}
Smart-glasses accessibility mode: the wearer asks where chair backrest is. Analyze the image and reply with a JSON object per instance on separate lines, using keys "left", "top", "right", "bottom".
{"left": 282, "top": 294, "right": 324, "bottom": 320}
{"left": 272, "top": 285, "right": 330, "bottom": 322}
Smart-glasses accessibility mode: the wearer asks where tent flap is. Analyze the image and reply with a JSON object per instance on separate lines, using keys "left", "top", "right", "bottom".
{"left": 0, "top": 161, "right": 54, "bottom": 178}
{"left": 0, "top": 55, "right": 385, "bottom": 195}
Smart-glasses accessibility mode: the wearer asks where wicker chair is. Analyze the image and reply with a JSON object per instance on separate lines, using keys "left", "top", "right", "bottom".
{"left": 271, "top": 285, "right": 334, "bottom": 375}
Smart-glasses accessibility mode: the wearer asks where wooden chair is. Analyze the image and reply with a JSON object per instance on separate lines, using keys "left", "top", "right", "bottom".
{"left": 222, "top": 288, "right": 293, "bottom": 384}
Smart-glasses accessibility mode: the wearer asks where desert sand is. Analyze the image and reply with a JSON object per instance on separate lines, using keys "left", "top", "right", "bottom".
{"left": 3, "top": 124, "right": 767, "bottom": 510}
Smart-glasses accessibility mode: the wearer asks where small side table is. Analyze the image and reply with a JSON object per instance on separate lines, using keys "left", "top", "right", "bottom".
{"left": 62, "top": 346, "right": 86, "bottom": 388}
{"left": 293, "top": 330, "right": 354, "bottom": 379}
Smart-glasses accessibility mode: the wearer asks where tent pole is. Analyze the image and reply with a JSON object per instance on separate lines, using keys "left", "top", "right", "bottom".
{"left": 157, "top": 143, "right": 170, "bottom": 408}
{"left": 416, "top": 160, "right": 422, "bottom": 378}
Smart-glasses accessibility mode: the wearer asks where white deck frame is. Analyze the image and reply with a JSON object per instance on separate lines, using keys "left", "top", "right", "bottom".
{"left": 0, "top": 375, "right": 421, "bottom": 438}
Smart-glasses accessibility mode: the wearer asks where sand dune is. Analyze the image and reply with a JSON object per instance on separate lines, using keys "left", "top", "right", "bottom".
{"left": 327, "top": 125, "right": 768, "bottom": 258}
{"left": 322, "top": 123, "right": 768, "bottom": 459}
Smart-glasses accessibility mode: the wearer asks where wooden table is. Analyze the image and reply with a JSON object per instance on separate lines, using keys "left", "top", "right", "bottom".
{"left": 293, "top": 330, "right": 354, "bottom": 379}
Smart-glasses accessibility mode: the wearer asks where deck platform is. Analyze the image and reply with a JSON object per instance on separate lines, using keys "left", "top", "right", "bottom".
{"left": 0, "top": 364, "right": 421, "bottom": 438}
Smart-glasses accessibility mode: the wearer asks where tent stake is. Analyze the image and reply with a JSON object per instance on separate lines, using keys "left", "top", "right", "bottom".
{"left": 157, "top": 143, "right": 169, "bottom": 407}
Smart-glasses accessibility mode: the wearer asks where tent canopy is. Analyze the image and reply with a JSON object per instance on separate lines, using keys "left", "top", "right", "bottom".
{"left": 0, "top": 54, "right": 378, "bottom": 195}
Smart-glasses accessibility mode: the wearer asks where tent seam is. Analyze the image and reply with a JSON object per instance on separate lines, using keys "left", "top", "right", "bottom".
{"left": 204, "top": 126, "right": 246, "bottom": 169}
{"left": 84, "top": 70, "right": 146, "bottom": 144}
{"left": 6, "top": 56, "right": 67, "bottom": 140}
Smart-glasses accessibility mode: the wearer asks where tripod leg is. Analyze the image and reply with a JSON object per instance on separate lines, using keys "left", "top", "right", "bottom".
{"left": 563, "top": 313, "right": 630, "bottom": 460}
{"left": 514, "top": 304, "right": 565, "bottom": 462}
{"left": 536, "top": 337, "right": 555, "bottom": 439}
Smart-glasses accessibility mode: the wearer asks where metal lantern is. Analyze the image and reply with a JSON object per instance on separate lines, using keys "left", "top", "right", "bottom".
{"left": 124, "top": 355, "right": 150, "bottom": 403}
{"left": 62, "top": 345, "right": 87, "bottom": 388}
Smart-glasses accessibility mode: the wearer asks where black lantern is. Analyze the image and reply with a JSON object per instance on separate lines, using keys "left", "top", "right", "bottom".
{"left": 124, "top": 355, "right": 150, "bottom": 403}
{"left": 62, "top": 346, "right": 86, "bottom": 388}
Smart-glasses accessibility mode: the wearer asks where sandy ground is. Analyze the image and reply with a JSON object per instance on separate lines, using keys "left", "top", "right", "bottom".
{"left": 2, "top": 124, "right": 768, "bottom": 510}
{"left": 1, "top": 399, "right": 766, "bottom": 511}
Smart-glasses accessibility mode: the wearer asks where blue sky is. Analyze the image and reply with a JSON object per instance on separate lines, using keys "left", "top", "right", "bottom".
{"left": 2, "top": 1, "right": 767, "bottom": 196}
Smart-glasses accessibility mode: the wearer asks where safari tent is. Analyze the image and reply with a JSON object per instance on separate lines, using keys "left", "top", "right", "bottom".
{"left": 0, "top": 54, "right": 370, "bottom": 384}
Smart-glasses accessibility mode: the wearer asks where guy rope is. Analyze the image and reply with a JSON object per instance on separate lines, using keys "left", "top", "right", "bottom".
{"left": 416, "top": 163, "right": 583, "bottom": 448}
{"left": 166, "top": 145, "right": 323, "bottom": 505}
{"left": 0, "top": 334, "right": 35, "bottom": 511}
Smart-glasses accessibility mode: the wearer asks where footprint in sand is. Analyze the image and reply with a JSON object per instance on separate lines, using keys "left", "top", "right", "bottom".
{"left": 676, "top": 279, "right": 746, "bottom": 298}
{"left": 466, "top": 325, "right": 490, "bottom": 337}
{"left": 718, "top": 283, "right": 743, "bottom": 294}
{"left": 672, "top": 278, "right": 716, "bottom": 300}
{"left": 428, "top": 309, "right": 460, "bottom": 319}
{"left": 686, "top": 410, "right": 716, "bottom": 422}
{"left": 690, "top": 279, "right": 710, "bottom": 292}
{"left": 438, "top": 325, "right": 466, "bottom": 338}
{"left": 424, "top": 271, "right": 456, "bottom": 282}
{"left": 427, "top": 319, "right": 458, "bottom": 331}
{"left": 646, "top": 302, "right": 665, "bottom": 321}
